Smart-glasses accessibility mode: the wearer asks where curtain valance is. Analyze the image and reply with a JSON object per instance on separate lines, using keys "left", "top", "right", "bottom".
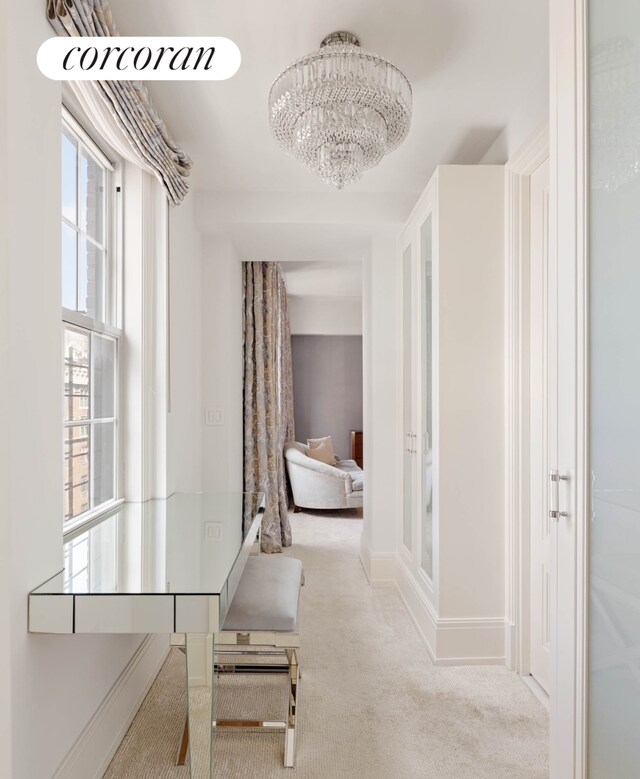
{"left": 46, "top": 0, "right": 192, "bottom": 205}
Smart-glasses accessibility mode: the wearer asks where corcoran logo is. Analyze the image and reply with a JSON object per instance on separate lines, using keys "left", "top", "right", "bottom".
{"left": 37, "top": 37, "right": 241, "bottom": 81}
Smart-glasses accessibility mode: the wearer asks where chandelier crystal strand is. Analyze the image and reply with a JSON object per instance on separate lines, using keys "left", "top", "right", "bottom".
{"left": 269, "top": 32, "right": 412, "bottom": 188}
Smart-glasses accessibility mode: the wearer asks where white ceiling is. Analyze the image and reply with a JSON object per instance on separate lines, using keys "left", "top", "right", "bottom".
{"left": 109, "top": 0, "right": 547, "bottom": 297}
{"left": 109, "top": 0, "right": 548, "bottom": 196}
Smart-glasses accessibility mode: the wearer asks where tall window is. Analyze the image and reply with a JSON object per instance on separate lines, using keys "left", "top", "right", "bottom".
{"left": 62, "top": 111, "right": 121, "bottom": 528}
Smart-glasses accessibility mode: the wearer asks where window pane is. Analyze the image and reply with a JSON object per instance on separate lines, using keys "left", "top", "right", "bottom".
{"left": 92, "top": 422, "right": 115, "bottom": 507}
{"left": 61, "top": 122, "right": 118, "bottom": 527}
{"left": 62, "top": 129, "right": 77, "bottom": 224}
{"left": 62, "top": 223, "right": 77, "bottom": 310}
{"left": 64, "top": 424, "right": 90, "bottom": 522}
{"left": 64, "top": 328, "right": 90, "bottom": 422}
{"left": 78, "top": 239, "right": 105, "bottom": 321}
{"left": 80, "top": 149, "right": 105, "bottom": 245}
{"left": 93, "top": 334, "right": 116, "bottom": 419}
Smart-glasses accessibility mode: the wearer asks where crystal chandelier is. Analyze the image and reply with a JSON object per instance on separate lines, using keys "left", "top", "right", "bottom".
{"left": 268, "top": 32, "right": 412, "bottom": 189}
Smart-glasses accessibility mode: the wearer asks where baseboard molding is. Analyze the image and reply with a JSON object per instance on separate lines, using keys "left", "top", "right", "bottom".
{"left": 504, "top": 620, "right": 517, "bottom": 670}
{"left": 53, "top": 634, "right": 170, "bottom": 779}
{"left": 393, "top": 558, "right": 438, "bottom": 660}
{"left": 359, "top": 534, "right": 396, "bottom": 584}
{"left": 394, "top": 558, "right": 506, "bottom": 665}
{"left": 522, "top": 673, "right": 550, "bottom": 711}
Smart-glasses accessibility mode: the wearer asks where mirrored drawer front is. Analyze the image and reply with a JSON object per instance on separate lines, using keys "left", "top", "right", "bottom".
{"left": 75, "top": 595, "right": 174, "bottom": 633}
{"left": 29, "top": 595, "right": 74, "bottom": 633}
{"left": 175, "top": 595, "right": 220, "bottom": 633}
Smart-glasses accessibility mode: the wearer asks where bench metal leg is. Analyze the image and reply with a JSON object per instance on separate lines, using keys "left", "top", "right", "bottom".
{"left": 285, "top": 649, "right": 299, "bottom": 768}
{"left": 213, "top": 646, "right": 300, "bottom": 768}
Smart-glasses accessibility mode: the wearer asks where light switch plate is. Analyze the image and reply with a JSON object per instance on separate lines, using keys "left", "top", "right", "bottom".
{"left": 205, "top": 408, "right": 224, "bottom": 426}
{"left": 205, "top": 522, "right": 223, "bottom": 539}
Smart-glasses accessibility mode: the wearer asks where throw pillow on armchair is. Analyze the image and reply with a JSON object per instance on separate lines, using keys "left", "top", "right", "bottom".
{"left": 305, "top": 440, "right": 336, "bottom": 465}
{"left": 307, "top": 436, "right": 340, "bottom": 464}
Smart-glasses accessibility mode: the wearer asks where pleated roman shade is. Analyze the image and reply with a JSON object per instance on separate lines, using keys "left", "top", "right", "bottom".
{"left": 46, "top": 0, "right": 192, "bottom": 205}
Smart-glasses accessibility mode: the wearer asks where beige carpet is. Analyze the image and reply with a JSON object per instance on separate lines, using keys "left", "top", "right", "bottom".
{"left": 104, "top": 509, "right": 548, "bottom": 778}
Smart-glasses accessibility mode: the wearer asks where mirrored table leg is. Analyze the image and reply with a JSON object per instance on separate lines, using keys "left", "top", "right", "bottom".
{"left": 185, "top": 633, "right": 215, "bottom": 779}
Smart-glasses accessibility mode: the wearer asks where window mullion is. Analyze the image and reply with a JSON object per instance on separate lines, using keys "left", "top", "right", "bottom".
{"left": 63, "top": 418, "right": 116, "bottom": 427}
{"left": 63, "top": 310, "right": 121, "bottom": 339}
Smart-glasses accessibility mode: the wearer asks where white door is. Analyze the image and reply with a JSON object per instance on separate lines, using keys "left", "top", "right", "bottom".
{"left": 402, "top": 242, "right": 414, "bottom": 553}
{"left": 550, "top": 0, "right": 589, "bottom": 774}
{"left": 529, "top": 158, "right": 553, "bottom": 694}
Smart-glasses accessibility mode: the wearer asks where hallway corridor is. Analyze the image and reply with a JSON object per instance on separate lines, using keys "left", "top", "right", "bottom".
{"left": 105, "top": 511, "right": 548, "bottom": 778}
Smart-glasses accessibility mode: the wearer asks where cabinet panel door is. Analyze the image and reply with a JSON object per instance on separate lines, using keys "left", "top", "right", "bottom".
{"left": 529, "top": 158, "right": 552, "bottom": 694}
{"left": 420, "top": 215, "right": 434, "bottom": 579}
{"left": 402, "top": 243, "right": 413, "bottom": 551}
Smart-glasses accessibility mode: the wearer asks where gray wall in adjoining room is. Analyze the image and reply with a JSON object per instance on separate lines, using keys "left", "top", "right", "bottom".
{"left": 291, "top": 335, "right": 363, "bottom": 461}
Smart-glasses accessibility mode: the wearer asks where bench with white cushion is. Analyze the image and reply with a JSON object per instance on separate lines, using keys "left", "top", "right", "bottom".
{"left": 177, "top": 555, "right": 303, "bottom": 768}
{"left": 222, "top": 555, "right": 302, "bottom": 636}
{"left": 216, "top": 555, "right": 303, "bottom": 768}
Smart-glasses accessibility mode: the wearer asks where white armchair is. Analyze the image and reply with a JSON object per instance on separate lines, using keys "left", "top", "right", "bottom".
{"left": 284, "top": 441, "right": 364, "bottom": 510}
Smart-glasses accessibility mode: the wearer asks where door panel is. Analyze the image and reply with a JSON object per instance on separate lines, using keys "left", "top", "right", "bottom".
{"left": 402, "top": 243, "right": 413, "bottom": 551}
{"left": 420, "top": 215, "right": 433, "bottom": 579}
{"left": 530, "top": 158, "right": 553, "bottom": 694}
{"left": 588, "top": 1, "right": 640, "bottom": 773}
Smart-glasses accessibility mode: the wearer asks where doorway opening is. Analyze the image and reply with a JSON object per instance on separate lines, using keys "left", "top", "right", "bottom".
{"left": 282, "top": 260, "right": 364, "bottom": 523}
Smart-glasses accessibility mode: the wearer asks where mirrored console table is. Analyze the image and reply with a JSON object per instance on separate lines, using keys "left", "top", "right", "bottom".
{"left": 29, "top": 492, "right": 264, "bottom": 779}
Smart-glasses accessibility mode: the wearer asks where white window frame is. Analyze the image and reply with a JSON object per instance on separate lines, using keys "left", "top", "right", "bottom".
{"left": 62, "top": 106, "right": 124, "bottom": 535}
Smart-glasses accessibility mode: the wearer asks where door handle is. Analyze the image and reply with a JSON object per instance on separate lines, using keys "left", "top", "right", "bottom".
{"left": 549, "top": 470, "right": 569, "bottom": 520}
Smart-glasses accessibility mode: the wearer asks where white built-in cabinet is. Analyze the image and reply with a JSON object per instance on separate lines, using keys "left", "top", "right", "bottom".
{"left": 398, "top": 165, "right": 506, "bottom": 664}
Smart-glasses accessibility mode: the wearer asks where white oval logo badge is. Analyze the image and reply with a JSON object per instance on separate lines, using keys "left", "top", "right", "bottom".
{"left": 37, "top": 37, "right": 241, "bottom": 81}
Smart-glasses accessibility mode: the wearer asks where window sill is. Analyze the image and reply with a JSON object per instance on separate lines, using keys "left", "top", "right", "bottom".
{"left": 63, "top": 498, "right": 125, "bottom": 541}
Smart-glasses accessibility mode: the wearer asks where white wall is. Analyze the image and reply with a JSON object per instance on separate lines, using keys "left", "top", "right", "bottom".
{"left": 201, "top": 238, "right": 243, "bottom": 492}
{"left": 3, "top": 6, "right": 144, "bottom": 778}
{"left": 291, "top": 335, "right": 363, "bottom": 459}
{"left": 362, "top": 235, "right": 400, "bottom": 559}
{"left": 436, "top": 166, "right": 505, "bottom": 621}
{"left": 480, "top": 72, "right": 549, "bottom": 165}
{"left": 168, "top": 198, "right": 203, "bottom": 494}
{"left": 288, "top": 295, "right": 362, "bottom": 335}
{"left": 0, "top": 1, "right": 11, "bottom": 770}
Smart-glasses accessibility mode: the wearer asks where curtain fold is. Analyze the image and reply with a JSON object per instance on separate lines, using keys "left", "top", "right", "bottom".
{"left": 243, "top": 262, "right": 295, "bottom": 553}
{"left": 46, "top": 0, "right": 192, "bottom": 205}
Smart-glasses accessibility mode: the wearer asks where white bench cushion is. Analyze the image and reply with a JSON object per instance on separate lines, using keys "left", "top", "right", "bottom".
{"left": 223, "top": 556, "right": 303, "bottom": 633}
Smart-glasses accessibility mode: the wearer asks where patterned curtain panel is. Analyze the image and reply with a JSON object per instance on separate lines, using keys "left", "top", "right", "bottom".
{"left": 243, "top": 262, "right": 295, "bottom": 553}
{"left": 46, "top": 0, "right": 191, "bottom": 205}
